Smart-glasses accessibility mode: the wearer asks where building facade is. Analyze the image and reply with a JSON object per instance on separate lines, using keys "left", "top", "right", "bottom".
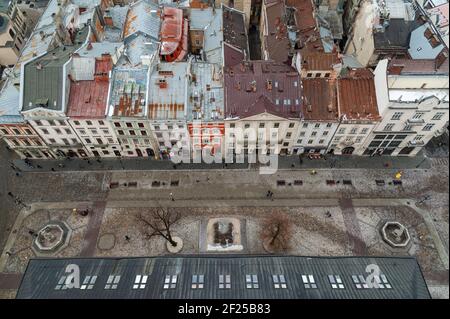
{"left": 362, "top": 58, "right": 449, "bottom": 156}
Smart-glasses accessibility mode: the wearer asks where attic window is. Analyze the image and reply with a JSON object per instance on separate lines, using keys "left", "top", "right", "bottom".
{"left": 80, "top": 276, "right": 97, "bottom": 290}
{"left": 105, "top": 275, "right": 121, "bottom": 290}
{"left": 163, "top": 275, "right": 177, "bottom": 289}
{"left": 301, "top": 275, "right": 317, "bottom": 289}
{"left": 191, "top": 275, "right": 205, "bottom": 289}
{"left": 245, "top": 274, "right": 259, "bottom": 289}
{"left": 328, "top": 275, "right": 344, "bottom": 289}
{"left": 273, "top": 275, "right": 287, "bottom": 289}
{"left": 219, "top": 275, "right": 231, "bottom": 289}
{"left": 133, "top": 275, "right": 148, "bottom": 289}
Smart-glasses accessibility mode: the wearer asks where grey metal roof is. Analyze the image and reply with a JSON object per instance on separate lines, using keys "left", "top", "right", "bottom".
{"left": 189, "top": 7, "right": 224, "bottom": 65}
{"left": 374, "top": 18, "right": 420, "bottom": 50}
{"left": 16, "top": 255, "right": 431, "bottom": 299}
{"left": 123, "top": 0, "right": 161, "bottom": 41}
{"left": 21, "top": 27, "right": 89, "bottom": 112}
{"left": 0, "top": 80, "right": 23, "bottom": 124}
{"left": 187, "top": 62, "right": 224, "bottom": 122}
{"left": 408, "top": 23, "right": 445, "bottom": 59}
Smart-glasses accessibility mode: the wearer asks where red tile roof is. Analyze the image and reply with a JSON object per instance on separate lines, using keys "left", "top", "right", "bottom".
{"left": 286, "top": 0, "right": 323, "bottom": 52}
{"left": 263, "top": 0, "right": 291, "bottom": 64}
{"left": 225, "top": 61, "right": 302, "bottom": 119}
{"left": 302, "top": 78, "right": 339, "bottom": 121}
{"left": 224, "top": 42, "right": 246, "bottom": 67}
{"left": 337, "top": 68, "right": 380, "bottom": 121}
{"left": 67, "top": 80, "right": 110, "bottom": 118}
{"left": 301, "top": 51, "right": 340, "bottom": 71}
{"left": 67, "top": 57, "right": 112, "bottom": 119}
{"left": 388, "top": 55, "right": 449, "bottom": 75}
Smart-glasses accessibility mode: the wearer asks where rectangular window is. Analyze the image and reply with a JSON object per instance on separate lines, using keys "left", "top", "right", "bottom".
{"left": 350, "top": 128, "right": 358, "bottom": 134}
{"left": 432, "top": 112, "right": 445, "bottom": 121}
{"left": 384, "top": 123, "right": 394, "bottom": 131}
{"left": 403, "top": 125, "right": 412, "bottom": 131}
{"left": 351, "top": 275, "right": 369, "bottom": 289}
{"left": 163, "top": 275, "right": 177, "bottom": 289}
{"left": 423, "top": 124, "right": 435, "bottom": 131}
{"left": 338, "top": 128, "right": 345, "bottom": 134}
{"left": 272, "top": 275, "right": 287, "bottom": 289}
{"left": 412, "top": 112, "right": 425, "bottom": 120}
{"left": 105, "top": 275, "right": 120, "bottom": 290}
{"left": 311, "top": 131, "right": 317, "bottom": 136}
{"left": 289, "top": 123, "right": 295, "bottom": 128}
{"left": 301, "top": 275, "right": 317, "bottom": 289}
{"left": 328, "top": 275, "right": 344, "bottom": 289}
{"left": 80, "top": 276, "right": 97, "bottom": 290}
{"left": 219, "top": 275, "right": 231, "bottom": 289}
{"left": 245, "top": 274, "right": 259, "bottom": 289}
{"left": 391, "top": 112, "right": 403, "bottom": 120}
{"left": 114, "top": 122, "right": 121, "bottom": 128}
{"left": 361, "top": 128, "right": 369, "bottom": 134}
{"left": 86, "top": 120, "right": 93, "bottom": 126}
{"left": 274, "top": 123, "right": 280, "bottom": 128}
{"left": 133, "top": 275, "right": 148, "bottom": 289}
{"left": 191, "top": 275, "right": 205, "bottom": 289}
{"left": 323, "top": 131, "right": 328, "bottom": 136}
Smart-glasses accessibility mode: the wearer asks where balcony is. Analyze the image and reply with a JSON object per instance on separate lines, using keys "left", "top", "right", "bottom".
{"left": 407, "top": 119, "right": 425, "bottom": 126}
{"left": 408, "top": 140, "right": 425, "bottom": 146}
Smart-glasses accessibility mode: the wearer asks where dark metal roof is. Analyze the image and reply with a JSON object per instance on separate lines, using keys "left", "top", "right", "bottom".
{"left": 22, "top": 27, "right": 89, "bottom": 112}
{"left": 224, "top": 61, "right": 302, "bottom": 119}
{"left": 373, "top": 18, "right": 421, "bottom": 51}
{"left": 16, "top": 255, "right": 430, "bottom": 299}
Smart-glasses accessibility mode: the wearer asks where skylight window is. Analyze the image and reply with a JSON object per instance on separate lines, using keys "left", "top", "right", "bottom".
{"left": 191, "top": 275, "right": 205, "bottom": 289}
{"left": 272, "top": 275, "right": 287, "bottom": 289}
{"left": 351, "top": 275, "right": 369, "bottom": 289}
{"left": 55, "top": 276, "right": 68, "bottom": 290}
{"left": 219, "top": 275, "right": 231, "bottom": 289}
{"left": 246, "top": 274, "right": 259, "bottom": 289}
{"left": 133, "top": 275, "right": 148, "bottom": 289}
{"left": 105, "top": 275, "right": 121, "bottom": 290}
{"left": 80, "top": 275, "right": 97, "bottom": 290}
{"left": 301, "top": 275, "right": 317, "bottom": 289}
{"left": 163, "top": 275, "right": 177, "bottom": 289}
{"left": 328, "top": 275, "right": 344, "bottom": 289}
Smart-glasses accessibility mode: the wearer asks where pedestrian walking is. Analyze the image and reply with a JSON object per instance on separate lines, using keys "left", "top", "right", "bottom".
{"left": 5, "top": 251, "right": 11, "bottom": 256}
{"left": 37, "top": 164, "right": 42, "bottom": 169}
{"left": 51, "top": 168, "right": 55, "bottom": 171}
{"left": 7, "top": 192, "right": 13, "bottom": 197}
{"left": 15, "top": 172, "right": 21, "bottom": 177}
{"left": 125, "top": 235, "right": 130, "bottom": 241}
{"left": 170, "top": 192, "right": 174, "bottom": 201}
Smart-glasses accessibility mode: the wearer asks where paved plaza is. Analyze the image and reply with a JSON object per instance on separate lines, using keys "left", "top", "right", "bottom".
{"left": 0, "top": 141, "right": 448, "bottom": 298}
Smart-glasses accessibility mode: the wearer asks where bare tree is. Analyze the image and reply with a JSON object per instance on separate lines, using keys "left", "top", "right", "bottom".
{"left": 138, "top": 207, "right": 181, "bottom": 247}
{"left": 261, "top": 212, "right": 292, "bottom": 252}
